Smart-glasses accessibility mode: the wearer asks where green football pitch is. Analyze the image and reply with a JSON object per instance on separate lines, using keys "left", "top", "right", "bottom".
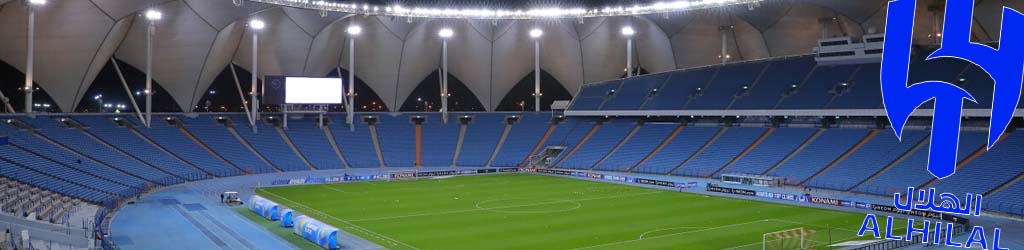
{"left": 255, "top": 174, "right": 896, "bottom": 250}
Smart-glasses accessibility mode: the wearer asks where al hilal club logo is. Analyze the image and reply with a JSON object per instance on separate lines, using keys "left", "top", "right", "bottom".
{"left": 880, "top": 0, "right": 1024, "bottom": 180}
{"left": 860, "top": 0, "right": 1022, "bottom": 249}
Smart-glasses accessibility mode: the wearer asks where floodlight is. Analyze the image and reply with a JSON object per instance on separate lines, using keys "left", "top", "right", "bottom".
{"left": 529, "top": 28, "right": 543, "bottom": 38}
{"left": 249, "top": 19, "right": 266, "bottom": 30}
{"left": 28, "top": 0, "right": 45, "bottom": 5}
{"left": 347, "top": 25, "right": 362, "bottom": 35}
{"left": 621, "top": 26, "right": 635, "bottom": 36}
{"left": 145, "top": 10, "right": 162, "bottom": 21}
{"left": 438, "top": 28, "right": 454, "bottom": 38}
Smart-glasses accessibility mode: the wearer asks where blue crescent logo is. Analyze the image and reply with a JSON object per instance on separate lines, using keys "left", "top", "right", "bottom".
{"left": 881, "top": 0, "right": 1024, "bottom": 179}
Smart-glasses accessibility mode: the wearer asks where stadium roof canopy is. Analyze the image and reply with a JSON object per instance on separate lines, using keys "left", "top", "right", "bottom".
{"left": 0, "top": 0, "right": 1017, "bottom": 112}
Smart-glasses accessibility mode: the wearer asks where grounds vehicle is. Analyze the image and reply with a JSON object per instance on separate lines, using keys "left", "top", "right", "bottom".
{"left": 222, "top": 191, "right": 242, "bottom": 205}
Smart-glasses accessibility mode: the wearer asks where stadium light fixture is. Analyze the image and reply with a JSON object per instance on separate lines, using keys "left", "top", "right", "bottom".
{"left": 623, "top": 26, "right": 636, "bottom": 77}
{"left": 438, "top": 28, "right": 454, "bottom": 38}
{"left": 621, "top": 26, "right": 636, "bottom": 36}
{"left": 347, "top": 25, "right": 362, "bottom": 35}
{"left": 345, "top": 24, "right": 360, "bottom": 128}
{"left": 249, "top": 19, "right": 266, "bottom": 30}
{"left": 439, "top": 27, "right": 454, "bottom": 122}
{"left": 529, "top": 28, "right": 543, "bottom": 39}
{"left": 246, "top": 0, "right": 760, "bottom": 19}
{"left": 145, "top": 10, "right": 162, "bottom": 21}
{"left": 249, "top": 19, "right": 265, "bottom": 131}
{"left": 24, "top": 0, "right": 48, "bottom": 113}
{"left": 530, "top": 28, "right": 543, "bottom": 111}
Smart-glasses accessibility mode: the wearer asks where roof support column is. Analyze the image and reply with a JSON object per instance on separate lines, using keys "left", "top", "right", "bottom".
{"left": 250, "top": 20, "right": 262, "bottom": 133}
{"left": 110, "top": 59, "right": 146, "bottom": 125}
{"left": 145, "top": 20, "right": 155, "bottom": 127}
{"left": 441, "top": 37, "right": 449, "bottom": 124}
{"left": 23, "top": 3, "right": 36, "bottom": 114}
{"left": 348, "top": 36, "right": 356, "bottom": 131}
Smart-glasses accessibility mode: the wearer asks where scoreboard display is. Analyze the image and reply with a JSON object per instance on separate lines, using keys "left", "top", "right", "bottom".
{"left": 263, "top": 76, "right": 344, "bottom": 104}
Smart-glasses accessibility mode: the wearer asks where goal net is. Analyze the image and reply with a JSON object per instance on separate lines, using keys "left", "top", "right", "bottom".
{"left": 386, "top": 170, "right": 418, "bottom": 181}
{"left": 763, "top": 227, "right": 816, "bottom": 250}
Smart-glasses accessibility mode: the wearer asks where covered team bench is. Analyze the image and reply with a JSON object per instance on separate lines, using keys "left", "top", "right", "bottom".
{"left": 248, "top": 195, "right": 339, "bottom": 249}
{"left": 248, "top": 195, "right": 281, "bottom": 220}
{"left": 294, "top": 215, "right": 340, "bottom": 249}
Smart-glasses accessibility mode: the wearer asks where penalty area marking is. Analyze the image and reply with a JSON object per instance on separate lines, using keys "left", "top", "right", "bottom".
{"left": 322, "top": 185, "right": 369, "bottom": 195}
{"left": 474, "top": 198, "right": 582, "bottom": 214}
{"left": 637, "top": 226, "right": 710, "bottom": 239}
{"left": 571, "top": 218, "right": 834, "bottom": 250}
{"left": 567, "top": 220, "right": 771, "bottom": 250}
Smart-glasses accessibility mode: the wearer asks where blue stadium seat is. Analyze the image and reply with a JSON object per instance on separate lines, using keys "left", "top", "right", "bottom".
{"left": 546, "top": 118, "right": 592, "bottom": 166}
{"left": 722, "top": 128, "right": 817, "bottom": 176}
{"left": 602, "top": 74, "right": 671, "bottom": 110}
{"left": 456, "top": 114, "right": 505, "bottom": 167}
{"left": 674, "top": 127, "right": 768, "bottom": 177}
{"left": 687, "top": 62, "right": 768, "bottom": 110}
{"left": 328, "top": 115, "right": 380, "bottom": 168}
{"left": 776, "top": 65, "right": 859, "bottom": 109}
{"left": 643, "top": 68, "right": 717, "bottom": 110}
{"left": 569, "top": 80, "right": 622, "bottom": 110}
{"left": 731, "top": 57, "right": 816, "bottom": 110}
{"left": 558, "top": 119, "right": 636, "bottom": 169}
{"left": 931, "top": 133, "right": 1024, "bottom": 195}
{"left": 35, "top": 123, "right": 180, "bottom": 185}
{"left": 986, "top": 180, "right": 1024, "bottom": 215}
{"left": 77, "top": 116, "right": 208, "bottom": 180}
{"left": 0, "top": 158, "right": 110, "bottom": 203}
{"left": 235, "top": 118, "right": 310, "bottom": 171}
{"left": 595, "top": 123, "right": 678, "bottom": 172}
{"left": 828, "top": 64, "right": 883, "bottom": 109}
{"left": 183, "top": 116, "right": 278, "bottom": 174}
{"left": 135, "top": 116, "right": 241, "bottom": 177}
{"left": 2, "top": 126, "right": 148, "bottom": 189}
{"left": 376, "top": 114, "right": 416, "bottom": 167}
{"left": 421, "top": 115, "right": 460, "bottom": 167}
{"left": 633, "top": 126, "right": 720, "bottom": 174}
{"left": 15, "top": 116, "right": 63, "bottom": 129}
{"left": 284, "top": 118, "right": 346, "bottom": 169}
{"left": 0, "top": 145, "right": 135, "bottom": 198}
{"left": 491, "top": 114, "right": 550, "bottom": 167}
{"left": 854, "top": 131, "right": 987, "bottom": 195}
{"left": 767, "top": 129, "right": 871, "bottom": 184}
{"left": 806, "top": 130, "right": 928, "bottom": 190}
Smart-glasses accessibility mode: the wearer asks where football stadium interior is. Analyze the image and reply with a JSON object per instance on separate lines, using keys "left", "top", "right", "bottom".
{"left": 0, "top": 0, "right": 1022, "bottom": 249}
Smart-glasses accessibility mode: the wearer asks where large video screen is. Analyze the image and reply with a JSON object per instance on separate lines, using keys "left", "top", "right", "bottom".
{"left": 284, "top": 77, "right": 343, "bottom": 104}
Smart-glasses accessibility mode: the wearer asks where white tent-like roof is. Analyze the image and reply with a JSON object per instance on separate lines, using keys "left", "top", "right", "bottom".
{"left": 0, "top": 0, "right": 1017, "bottom": 112}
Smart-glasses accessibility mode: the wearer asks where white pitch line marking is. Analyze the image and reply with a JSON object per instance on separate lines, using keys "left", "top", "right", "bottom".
{"left": 637, "top": 226, "right": 710, "bottom": 239}
{"left": 349, "top": 190, "right": 664, "bottom": 222}
{"left": 258, "top": 189, "right": 421, "bottom": 250}
{"left": 567, "top": 220, "right": 771, "bottom": 250}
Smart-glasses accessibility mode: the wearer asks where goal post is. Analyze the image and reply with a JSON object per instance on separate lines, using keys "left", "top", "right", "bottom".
{"left": 385, "top": 170, "right": 418, "bottom": 181}
{"left": 763, "top": 227, "right": 816, "bottom": 250}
